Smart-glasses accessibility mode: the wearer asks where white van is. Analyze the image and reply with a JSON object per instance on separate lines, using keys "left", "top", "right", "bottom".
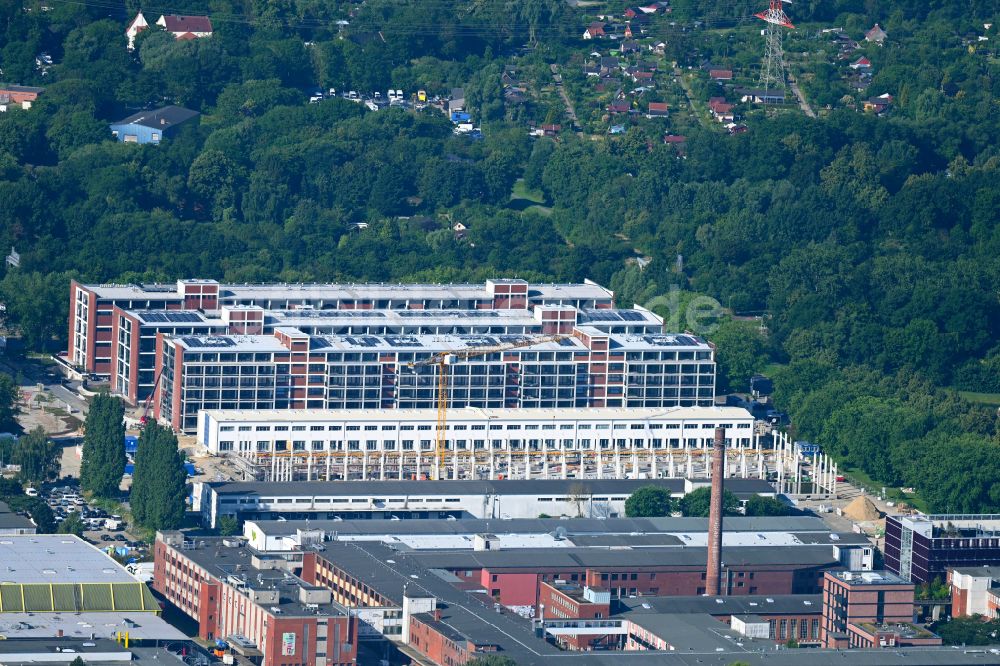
{"left": 24, "top": 487, "right": 38, "bottom": 497}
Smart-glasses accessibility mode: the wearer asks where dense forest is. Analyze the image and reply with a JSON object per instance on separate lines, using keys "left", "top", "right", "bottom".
{"left": 0, "top": 0, "right": 997, "bottom": 511}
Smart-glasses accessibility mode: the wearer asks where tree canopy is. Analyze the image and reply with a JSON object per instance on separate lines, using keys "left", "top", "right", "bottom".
{"left": 624, "top": 485, "right": 674, "bottom": 518}
{"left": 130, "top": 423, "right": 187, "bottom": 530}
{"left": 80, "top": 394, "right": 126, "bottom": 498}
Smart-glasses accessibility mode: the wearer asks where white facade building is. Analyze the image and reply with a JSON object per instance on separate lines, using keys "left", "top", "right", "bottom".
{"left": 197, "top": 406, "right": 756, "bottom": 481}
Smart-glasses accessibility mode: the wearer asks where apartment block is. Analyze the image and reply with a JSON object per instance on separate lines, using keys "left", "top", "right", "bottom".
{"left": 155, "top": 328, "right": 714, "bottom": 433}
{"left": 67, "top": 278, "right": 615, "bottom": 375}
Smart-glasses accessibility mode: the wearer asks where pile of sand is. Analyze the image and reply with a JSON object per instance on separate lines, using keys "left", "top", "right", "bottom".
{"left": 843, "top": 496, "right": 882, "bottom": 522}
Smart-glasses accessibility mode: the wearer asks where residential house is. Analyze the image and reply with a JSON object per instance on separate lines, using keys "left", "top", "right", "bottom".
{"left": 708, "top": 97, "right": 734, "bottom": 122}
{"left": 600, "top": 56, "right": 621, "bottom": 71}
{"left": 738, "top": 88, "right": 786, "bottom": 104}
{"left": 664, "top": 134, "right": 687, "bottom": 155}
{"left": 849, "top": 57, "right": 872, "bottom": 70}
{"left": 631, "top": 70, "right": 654, "bottom": 84}
{"left": 865, "top": 23, "right": 887, "bottom": 44}
{"left": 710, "top": 69, "right": 733, "bottom": 81}
{"left": 540, "top": 124, "right": 561, "bottom": 137}
{"left": 0, "top": 85, "right": 43, "bottom": 111}
{"left": 155, "top": 14, "right": 213, "bottom": 40}
{"left": 623, "top": 7, "right": 641, "bottom": 19}
{"left": 583, "top": 22, "right": 607, "bottom": 39}
{"left": 109, "top": 105, "right": 199, "bottom": 144}
{"left": 620, "top": 40, "right": 640, "bottom": 54}
{"left": 863, "top": 93, "right": 892, "bottom": 114}
{"left": 651, "top": 41, "right": 667, "bottom": 54}
{"left": 646, "top": 102, "right": 668, "bottom": 118}
{"left": 126, "top": 11, "right": 148, "bottom": 50}
{"left": 608, "top": 101, "right": 631, "bottom": 114}
{"left": 639, "top": 60, "right": 658, "bottom": 71}
{"left": 453, "top": 222, "right": 469, "bottom": 239}
{"left": 639, "top": 2, "right": 663, "bottom": 13}
{"left": 583, "top": 62, "right": 601, "bottom": 77}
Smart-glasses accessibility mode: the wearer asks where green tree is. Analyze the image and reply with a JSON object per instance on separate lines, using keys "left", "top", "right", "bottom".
{"left": 5, "top": 495, "right": 55, "bottom": 533}
{"left": 130, "top": 423, "right": 187, "bottom": 530}
{"left": 80, "top": 394, "right": 126, "bottom": 498}
{"left": 679, "top": 487, "right": 740, "bottom": 518}
{"left": 69, "top": 656, "right": 86, "bottom": 666}
{"left": 466, "top": 656, "right": 517, "bottom": 666}
{"left": 218, "top": 515, "right": 240, "bottom": 536}
{"left": 58, "top": 512, "right": 86, "bottom": 537}
{"left": 624, "top": 485, "right": 674, "bottom": 517}
{"left": 0, "top": 373, "right": 20, "bottom": 431}
{"left": 13, "top": 427, "right": 59, "bottom": 486}
{"left": 0, "top": 272, "right": 75, "bottom": 351}
{"left": 744, "top": 496, "right": 798, "bottom": 517}
{"left": 711, "top": 319, "right": 768, "bottom": 393}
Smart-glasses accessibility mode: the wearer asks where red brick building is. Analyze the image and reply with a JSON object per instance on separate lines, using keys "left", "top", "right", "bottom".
{"left": 821, "top": 570, "right": 940, "bottom": 649}
{"left": 153, "top": 531, "right": 358, "bottom": 666}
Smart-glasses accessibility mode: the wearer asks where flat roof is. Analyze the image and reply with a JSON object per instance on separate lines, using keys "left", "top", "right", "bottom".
{"left": 0, "top": 612, "right": 186, "bottom": 640}
{"left": 168, "top": 538, "right": 346, "bottom": 618}
{"left": 619, "top": 594, "right": 822, "bottom": 616}
{"left": 827, "top": 570, "right": 910, "bottom": 585}
{"left": 206, "top": 477, "right": 774, "bottom": 498}
{"left": 0, "top": 535, "right": 137, "bottom": 584}
{"left": 405, "top": 545, "right": 839, "bottom": 571}
{"left": 246, "top": 515, "right": 831, "bottom": 538}
{"left": 125, "top": 310, "right": 219, "bottom": 326}
{"left": 171, "top": 331, "right": 711, "bottom": 353}
{"left": 201, "top": 405, "right": 753, "bottom": 424}
{"left": 85, "top": 280, "right": 614, "bottom": 303}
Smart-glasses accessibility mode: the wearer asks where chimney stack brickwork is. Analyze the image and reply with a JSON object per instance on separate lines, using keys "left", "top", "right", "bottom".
{"left": 705, "top": 426, "right": 726, "bottom": 595}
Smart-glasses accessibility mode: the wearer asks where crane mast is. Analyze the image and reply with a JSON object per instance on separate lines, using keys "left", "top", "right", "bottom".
{"left": 407, "top": 334, "right": 567, "bottom": 479}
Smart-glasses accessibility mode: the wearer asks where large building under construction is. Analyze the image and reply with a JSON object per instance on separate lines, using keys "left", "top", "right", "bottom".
{"left": 158, "top": 328, "right": 714, "bottom": 432}
{"left": 197, "top": 405, "right": 754, "bottom": 481}
{"left": 63, "top": 278, "right": 717, "bottom": 432}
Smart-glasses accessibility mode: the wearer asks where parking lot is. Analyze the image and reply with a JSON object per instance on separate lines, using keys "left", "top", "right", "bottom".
{"left": 40, "top": 480, "right": 151, "bottom": 559}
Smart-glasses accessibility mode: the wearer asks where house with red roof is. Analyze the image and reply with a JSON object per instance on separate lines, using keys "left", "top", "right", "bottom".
{"left": 583, "top": 22, "right": 607, "bottom": 39}
{"left": 710, "top": 69, "right": 733, "bottom": 81}
{"left": 156, "top": 14, "right": 214, "bottom": 40}
{"left": 850, "top": 57, "right": 872, "bottom": 70}
{"left": 646, "top": 102, "right": 669, "bottom": 118}
{"left": 865, "top": 23, "right": 887, "bottom": 44}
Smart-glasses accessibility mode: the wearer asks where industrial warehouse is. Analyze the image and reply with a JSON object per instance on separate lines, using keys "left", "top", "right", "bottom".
{"left": 192, "top": 477, "right": 777, "bottom": 528}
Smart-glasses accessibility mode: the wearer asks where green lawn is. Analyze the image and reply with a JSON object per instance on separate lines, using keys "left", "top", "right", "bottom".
{"left": 959, "top": 391, "right": 1000, "bottom": 406}
{"left": 510, "top": 178, "right": 545, "bottom": 204}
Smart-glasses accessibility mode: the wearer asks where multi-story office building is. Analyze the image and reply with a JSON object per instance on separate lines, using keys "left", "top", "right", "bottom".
{"left": 68, "top": 278, "right": 615, "bottom": 375}
{"left": 157, "top": 329, "right": 715, "bottom": 433}
{"left": 196, "top": 406, "right": 754, "bottom": 481}
{"left": 820, "top": 570, "right": 939, "bottom": 649}
{"left": 111, "top": 304, "right": 664, "bottom": 406}
{"left": 885, "top": 514, "right": 1000, "bottom": 584}
{"left": 154, "top": 531, "right": 358, "bottom": 666}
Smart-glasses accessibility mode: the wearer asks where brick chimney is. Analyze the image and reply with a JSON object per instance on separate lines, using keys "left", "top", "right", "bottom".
{"left": 705, "top": 426, "right": 726, "bottom": 596}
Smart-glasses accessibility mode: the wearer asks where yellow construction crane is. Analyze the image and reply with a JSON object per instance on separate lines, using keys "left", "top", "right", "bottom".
{"left": 407, "top": 334, "right": 567, "bottom": 479}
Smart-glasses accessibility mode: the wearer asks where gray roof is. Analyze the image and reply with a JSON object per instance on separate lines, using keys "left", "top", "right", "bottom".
{"left": 405, "top": 545, "right": 839, "bottom": 572}
{"left": 112, "top": 105, "right": 199, "bottom": 129}
{"left": 0, "top": 501, "right": 36, "bottom": 531}
{"left": 0, "top": 612, "right": 186, "bottom": 640}
{"left": 0, "top": 535, "right": 136, "bottom": 584}
{"left": 248, "top": 515, "right": 830, "bottom": 537}
{"left": 167, "top": 537, "right": 347, "bottom": 618}
{"left": 618, "top": 594, "right": 822, "bottom": 616}
{"left": 208, "top": 477, "right": 775, "bottom": 498}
